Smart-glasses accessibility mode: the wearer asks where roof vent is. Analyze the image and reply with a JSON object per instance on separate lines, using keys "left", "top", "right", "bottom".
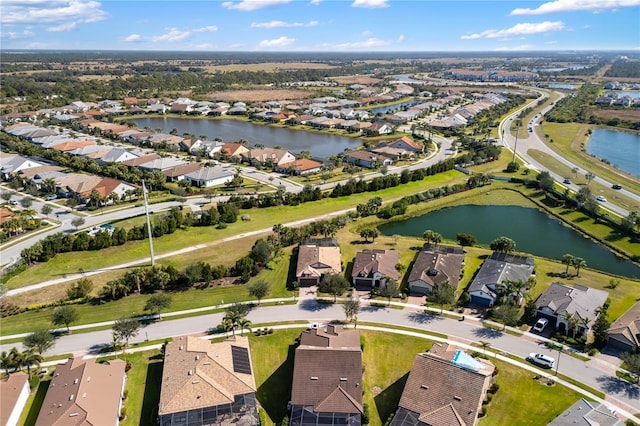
{"left": 87, "top": 377, "right": 91, "bottom": 382}
{"left": 188, "top": 370, "right": 193, "bottom": 376}
{"left": 195, "top": 355, "right": 200, "bottom": 360}
{"left": 69, "top": 395, "right": 75, "bottom": 401}
{"left": 310, "top": 376, "right": 318, "bottom": 380}
{"left": 179, "top": 345, "right": 184, "bottom": 350}
{"left": 74, "top": 379, "right": 79, "bottom": 384}
{"left": 453, "top": 396, "right": 462, "bottom": 401}
{"left": 421, "top": 385, "right": 429, "bottom": 390}
{"left": 340, "top": 377, "right": 347, "bottom": 381}
{"left": 69, "top": 413, "right": 79, "bottom": 417}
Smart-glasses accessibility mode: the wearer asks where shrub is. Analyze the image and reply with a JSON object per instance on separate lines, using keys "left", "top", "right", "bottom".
{"left": 362, "top": 403, "right": 370, "bottom": 425}
{"left": 489, "top": 383, "right": 500, "bottom": 394}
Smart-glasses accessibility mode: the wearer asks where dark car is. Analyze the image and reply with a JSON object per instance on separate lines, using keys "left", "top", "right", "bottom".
{"left": 612, "top": 184, "right": 622, "bottom": 190}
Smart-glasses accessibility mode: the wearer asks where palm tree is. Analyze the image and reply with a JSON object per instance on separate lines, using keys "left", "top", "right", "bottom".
{"left": 237, "top": 318, "right": 252, "bottom": 336}
{"left": 561, "top": 254, "right": 574, "bottom": 275}
{"left": 479, "top": 340, "right": 491, "bottom": 354}
{"left": 22, "top": 349, "right": 43, "bottom": 377}
{"left": 572, "top": 257, "right": 587, "bottom": 277}
{"left": 220, "top": 318, "right": 235, "bottom": 336}
{"left": 0, "top": 351, "right": 15, "bottom": 376}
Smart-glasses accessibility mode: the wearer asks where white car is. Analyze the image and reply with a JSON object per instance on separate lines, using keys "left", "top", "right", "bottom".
{"left": 533, "top": 318, "right": 549, "bottom": 332}
{"left": 527, "top": 353, "right": 555, "bottom": 369}
{"left": 596, "top": 196, "right": 607, "bottom": 202}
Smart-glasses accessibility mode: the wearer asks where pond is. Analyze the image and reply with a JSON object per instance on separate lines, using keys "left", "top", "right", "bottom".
{"left": 547, "top": 84, "right": 577, "bottom": 90}
{"left": 368, "top": 99, "right": 421, "bottom": 115}
{"left": 587, "top": 129, "right": 640, "bottom": 178}
{"left": 133, "top": 117, "right": 363, "bottom": 159}
{"left": 379, "top": 205, "right": 640, "bottom": 279}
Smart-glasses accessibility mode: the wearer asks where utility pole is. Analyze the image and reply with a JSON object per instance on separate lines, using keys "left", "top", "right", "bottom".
{"left": 142, "top": 180, "right": 155, "bottom": 266}
{"left": 512, "top": 120, "right": 521, "bottom": 164}
{"left": 555, "top": 344, "right": 562, "bottom": 377}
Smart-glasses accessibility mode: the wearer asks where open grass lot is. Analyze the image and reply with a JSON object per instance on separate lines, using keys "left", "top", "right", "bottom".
{"left": 478, "top": 359, "right": 580, "bottom": 426}
{"left": 118, "top": 350, "right": 164, "bottom": 426}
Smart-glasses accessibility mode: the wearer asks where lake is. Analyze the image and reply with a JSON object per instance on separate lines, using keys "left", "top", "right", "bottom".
{"left": 587, "top": 129, "right": 640, "bottom": 178}
{"left": 547, "top": 84, "right": 577, "bottom": 90}
{"left": 379, "top": 205, "right": 640, "bottom": 278}
{"left": 134, "top": 117, "right": 363, "bottom": 159}
{"left": 368, "top": 99, "right": 421, "bottom": 115}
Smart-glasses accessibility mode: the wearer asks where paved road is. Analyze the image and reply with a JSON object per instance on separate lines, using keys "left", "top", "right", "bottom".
{"left": 499, "top": 90, "right": 640, "bottom": 217}
{"left": 3, "top": 301, "right": 638, "bottom": 413}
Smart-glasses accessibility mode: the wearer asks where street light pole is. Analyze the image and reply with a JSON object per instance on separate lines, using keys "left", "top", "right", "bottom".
{"left": 512, "top": 120, "right": 521, "bottom": 165}
{"left": 142, "top": 180, "right": 155, "bottom": 266}
{"left": 555, "top": 344, "right": 561, "bottom": 376}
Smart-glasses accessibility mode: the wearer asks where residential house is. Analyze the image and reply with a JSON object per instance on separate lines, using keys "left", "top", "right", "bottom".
{"left": 407, "top": 244, "right": 464, "bottom": 295}
{"left": 52, "top": 140, "right": 97, "bottom": 152}
{"left": 97, "top": 148, "right": 139, "bottom": 164}
{"left": 158, "top": 335, "right": 259, "bottom": 426}
{"left": 0, "top": 208, "right": 15, "bottom": 225}
{"left": 277, "top": 158, "right": 323, "bottom": 176}
{"left": 351, "top": 249, "right": 400, "bottom": 288}
{"left": 296, "top": 238, "right": 342, "bottom": 286}
{"left": 467, "top": 252, "right": 534, "bottom": 307}
{"left": 290, "top": 325, "right": 363, "bottom": 426}
{"left": 385, "top": 136, "right": 424, "bottom": 154}
{"left": 242, "top": 148, "right": 296, "bottom": 168}
{"left": 607, "top": 301, "right": 640, "bottom": 352}
{"left": 390, "top": 343, "right": 494, "bottom": 426}
{"left": 35, "top": 357, "right": 126, "bottom": 426}
{"left": 162, "top": 163, "right": 202, "bottom": 182}
{"left": 170, "top": 103, "right": 193, "bottom": 114}
{"left": 548, "top": 398, "right": 622, "bottom": 426}
{"left": 121, "top": 153, "right": 161, "bottom": 168}
{"left": 220, "top": 142, "right": 250, "bottom": 159}
{"left": 148, "top": 103, "right": 168, "bottom": 114}
{"left": 364, "top": 121, "right": 394, "bottom": 136}
{"left": 343, "top": 150, "right": 392, "bottom": 169}
{"left": 184, "top": 166, "right": 235, "bottom": 188}
{"left": 137, "top": 157, "right": 190, "bottom": 173}
{"left": 0, "top": 153, "right": 47, "bottom": 180}
{"left": 55, "top": 173, "right": 103, "bottom": 200}
{"left": 189, "top": 140, "right": 224, "bottom": 157}
{"left": 90, "top": 177, "right": 137, "bottom": 201}
{"left": 0, "top": 372, "right": 29, "bottom": 426}
{"left": 535, "top": 283, "right": 609, "bottom": 337}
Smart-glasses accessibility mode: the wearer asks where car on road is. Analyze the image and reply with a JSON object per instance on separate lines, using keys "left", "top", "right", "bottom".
{"left": 563, "top": 178, "right": 571, "bottom": 184}
{"left": 533, "top": 318, "right": 549, "bottom": 332}
{"left": 596, "top": 196, "right": 607, "bottom": 202}
{"left": 45, "top": 194, "right": 57, "bottom": 201}
{"left": 9, "top": 200, "right": 19, "bottom": 205}
{"left": 527, "top": 353, "right": 555, "bottom": 369}
{"left": 612, "top": 184, "right": 622, "bottom": 190}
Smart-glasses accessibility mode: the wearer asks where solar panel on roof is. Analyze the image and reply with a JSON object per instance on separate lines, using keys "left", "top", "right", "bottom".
{"left": 231, "top": 345, "right": 252, "bottom": 375}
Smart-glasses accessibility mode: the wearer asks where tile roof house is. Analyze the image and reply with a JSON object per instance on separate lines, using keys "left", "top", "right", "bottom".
{"left": 290, "top": 325, "right": 363, "bottom": 426}
{"left": 467, "top": 252, "right": 534, "bottom": 307}
{"left": 364, "top": 121, "right": 393, "bottom": 136}
{"left": 0, "top": 207, "right": 16, "bottom": 225}
{"left": 120, "top": 153, "right": 161, "bottom": 167}
{"left": 408, "top": 244, "right": 464, "bottom": 296}
{"left": 536, "top": 283, "right": 609, "bottom": 337}
{"left": 0, "top": 153, "right": 47, "bottom": 179}
{"left": 162, "top": 162, "right": 202, "bottom": 182}
{"left": 277, "top": 158, "right": 323, "bottom": 176}
{"left": 548, "top": 398, "right": 622, "bottom": 426}
{"left": 158, "top": 335, "right": 259, "bottom": 426}
{"left": 220, "top": 142, "right": 250, "bottom": 158}
{"left": 296, "top": 238, "right": 342, "bottom": 286}
{"left": 342, "top": 150, "right": 392, "bottom": 169}
{"left": 390, "top": 343, "right": 494, "bottom": 426}
{"left": 0, "top": 372, "right": 30, "bottom": 426}
{"left": 35, "top": 357, "right": 126, "bottom": 426}
{"left": 607, "top": 301, "right": 640, "bottom": 352}
{"left": 242, "top": 148, "right": 296, "bottom": 167}
{"left": 55, "top": 174, "right": 104, "bottom": 200}
{"left": 351, "top": 249, "right": 400, "bottom": 288}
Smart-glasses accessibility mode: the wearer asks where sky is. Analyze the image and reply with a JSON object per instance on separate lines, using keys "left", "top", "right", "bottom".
{"left": 1, "top": 0, "right": 639, "bottom": 52}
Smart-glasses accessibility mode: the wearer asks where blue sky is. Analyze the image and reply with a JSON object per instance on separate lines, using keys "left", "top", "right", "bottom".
{"left": 1, "top": 0, "right": 639, "bottom": 51}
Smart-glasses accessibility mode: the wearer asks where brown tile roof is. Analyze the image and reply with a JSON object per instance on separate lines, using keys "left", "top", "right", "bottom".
{"left": 35, "top": 358, "right": 126, "bottom": 426}
{"left": 56, "top": 173, "right": 103, "bottom": 195}
{"left": 408, "top": 244, "right": 464, "bottom": 289}
{"left": 123, "top": 97, "right": 138, "bottom": 105}
{"left": 52, "top": 140, "right": 96, "bottom": 152}
{"left": 86, "top": 177, "right": 132, "bottom": 198}
{"left": 221, "top": 142, "right": 249, "bottom": 157}
{"left": 296, "top": 241, "right": 342, "bottom": 279}
{"left": 291, "top": 325, "right": 363, "bottom": 414}
{"left": 278, "top": 158, "right": 323, "bottom": 172}
{"left": 351, "top": 249, "right": 400, "bottom": 281}
{"left": 0, "top": 208, "right": 15, "bottom": 224}
{"left": 18, "top": 165, "right": 65, "bottom": 178}
{"left": 391, "top": 136, "right": 424, "bottom": 151}
{"left": 396, "top": 343, "right": 494, "bottom": 426}
{"left": 608, "top": 301, "right": 640, "bottom": 350}
{"left": 159, "top": 335, "right": 257, "bottom": 416}
{"left": 120, "top": 153, "right": 161, "bottom": 167}
{"left": 0, "top": 372, "right": 29, "bottom": 426}
{"left": 162, "top": 162, "right": 201, "bottom": 178}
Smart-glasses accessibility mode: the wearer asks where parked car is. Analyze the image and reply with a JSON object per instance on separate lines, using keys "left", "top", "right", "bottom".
{"left": 596, "top": 196, "right": 607, "bottom": 202}
{"left": 562, "top": 178, "right": 571, "bottom": 184}
{"left": 9, "top": 200, "right": 19, "bottom": 205}
{"left": 45, "top": 194, "right": 57, "bottom": 201}
{"left": 533, "top": 318, "right": 549, "bottom": 332}
{"left": 527, "top": 353, "right": 555, "bottom": 369}
{"left": 612, "top": 184, "right": 622, "bottom": 190}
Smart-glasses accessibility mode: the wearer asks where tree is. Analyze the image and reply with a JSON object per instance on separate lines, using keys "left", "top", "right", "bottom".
{"left": 479, "top": 340, "right": 491, "bottom": 354}
{"left": 66, "top": 278, "right": 94, "bottom": 300}
{"left": 561, "top": 254, "right": 574, "bottom": 275}
{"left": 22, "top": 348, "right": 44, "bottom": 377}
{"left": 220, "top": 318, "right": 235, "bottom": 336}
{"left": 71, "top": 217, "right": 85, "bottom": 230}
{"left": 248, "top": 280, "right": 270, "bottom": 305}
{"left": 237, "top": 317, "right": 252, "bottom": 336}
{"left": 572, "top": 257, "right": 587, "bottom": 277}
{"left": 490, "top": 236, "right": 516, "bottom": 253}
{"left": 536, "top": 171, "right": 554, "bottom": 191}
{"left": 144, "top": 293, "right": 172, "bottom": 320}
{"left": 621, "top": 352, "right": 640, "bottom": 383}
{"left": 378, "top": 279, "right": 399, "bottom": 306}
{"left": 319, "top": 274, "right": 350, "bottom": 302}
{"left": 343, "top": 298, "right": 361, "bottom": 322}
{"left": 456, "top": 232, "right": 477, "bottom": 247}
{"left": 1, "top": 192, "right": 12, "bottom": 203}
{"left": 20, "top": 197, "right": 33, "bottom": 209}
{"left": 360, "top": 228, "right": 379, "bottom": 243}
{"left": 592, "top": 304, "right": 610, "bottom": 348}
{"left": 423, "top": 230, "right": 442, "bottom": 245}
{"left": 585, "top": 172, "right": 595, "bottom": 185}
{"left": 41, "top": 204, "right": 53, "bottom": 217}
{"left": 23, "top": 330, "right": 55, "bottom": 354}
{"left": 51, "top": 306, "right": 79, "bottom": 333}
{"left": 493, "top": 303, "right": 519, "bottom": 330}
{"left": 112, "top": 318, "right": 141, "bottom": 353}
{"left": 522, "top": 298, "right": 537, "bottom": 324}
{"left": 428, "top": 283, "right": 455, "bottom": 314}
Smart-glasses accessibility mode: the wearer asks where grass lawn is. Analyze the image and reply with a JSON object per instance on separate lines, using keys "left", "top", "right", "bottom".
{"left": 479, "top": 359, "right": 580, "bottom": 425}
{"left": 19, "top": 378, "right": 51, "bottom": 426}
{"left": 115, "top": 350, "right": 164, "bottom": 426}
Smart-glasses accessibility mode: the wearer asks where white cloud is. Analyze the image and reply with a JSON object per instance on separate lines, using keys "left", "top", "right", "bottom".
{"left": 461, "top": 21, "right": 565, "bottom": 39}
{"left": 351, "top": 0, "right": 389, "bottom": 8}
{"left": 334, "top": 37, "right": 390, "bottom": 49}
{"left": 258, "top": 36, "right": 295, "bottom": 48}
{"left": 151, "top": 28, "right": 191, "bottom": 43}
{"left": 1, "top": 29, "right": 36, "bottom": 39}
{"left": 47, "top": 22, "right": 76, "bottom": 32}
{"left": 121, "top": 34, "right": 142, "bottom": 42}
{"left": 510, "top": 0, "right": 640, "bottom": 15}
{"left": 0, "top": 0, "right": 108, "bottom": 26}
{"left": 222, "top": 0, "right": 290, "bottom": 11}
{"left": 193, "top": 26, "right": 219, "bottom": 32}
{"left": 361, "top": 30, "right": 374, "bottom": 37}
{"left": 397, "top": 34, "right": 405, "bottom": 42}
{"left": 310, "top": 0, "right": 321, "bottom": 4}
{"left": 251, "top": 20, "right": 318, "bottom": 28}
